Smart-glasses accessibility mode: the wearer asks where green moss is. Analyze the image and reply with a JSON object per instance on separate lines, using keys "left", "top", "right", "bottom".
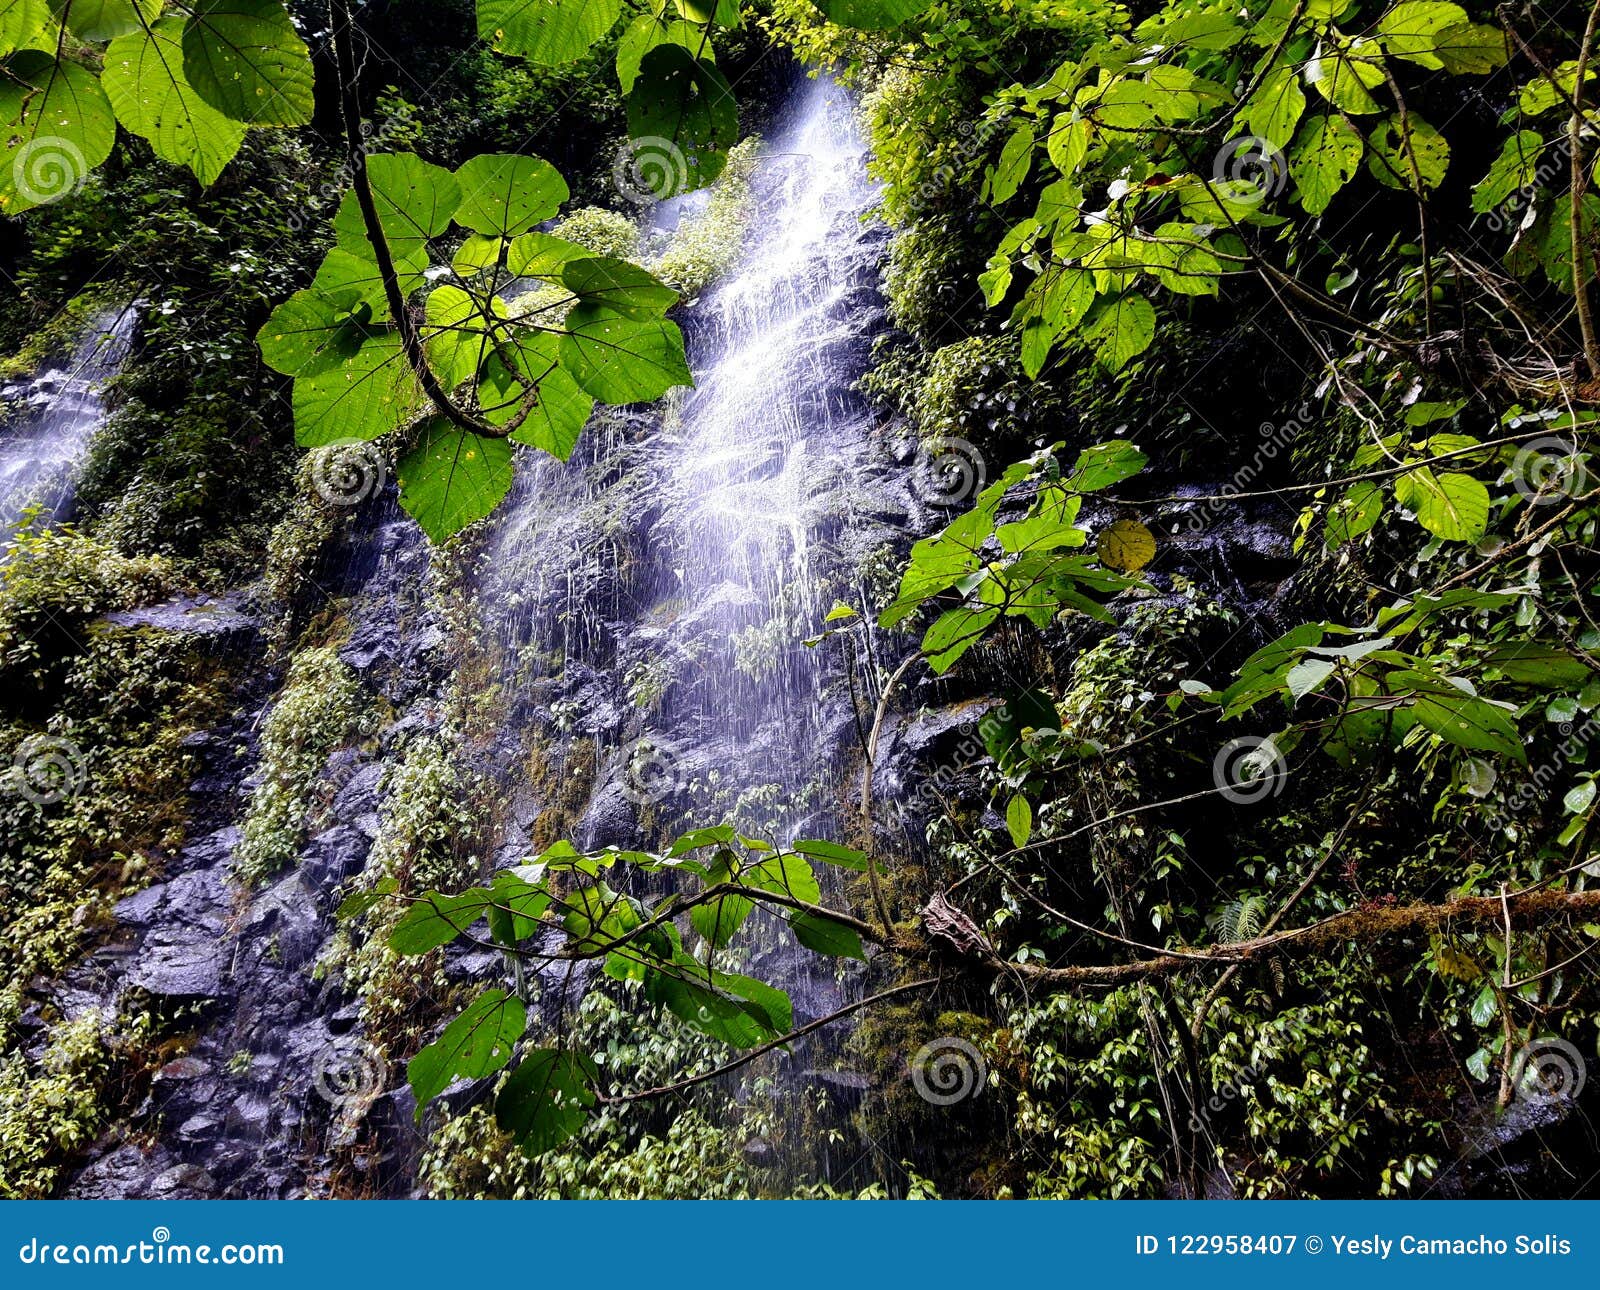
{"left": 650, "top": 138, "right": 761, "bottom": 298}
{"left": 235, "top": 641, "right": 371, "bottom": 885}
{"left": 0, "top": 1008, "right": 132, "bottom": 1199}
{"left": 551, "top": 207, "right": 640, "bottom": 261}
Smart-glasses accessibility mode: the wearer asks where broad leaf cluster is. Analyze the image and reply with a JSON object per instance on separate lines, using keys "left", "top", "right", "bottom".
{"left": 364, "top": 828, "right": 872, "bottom": 1153}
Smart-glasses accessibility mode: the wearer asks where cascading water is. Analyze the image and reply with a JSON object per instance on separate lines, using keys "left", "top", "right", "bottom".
{"left": 0, "top": 305, "right": 138, "bottom": 540}
{"left": 487, "top": 76, "right": 901, "bottom": 863}
{"left": 472, "top": 80, "right": 911, "bottom": 1184}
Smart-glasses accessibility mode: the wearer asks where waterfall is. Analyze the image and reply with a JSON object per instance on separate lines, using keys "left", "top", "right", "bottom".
{"left": 0, "top": 305, "right": 138, "bottom": 540}
{"left": 486, "top": 76, "right": 899, "bottom": 864}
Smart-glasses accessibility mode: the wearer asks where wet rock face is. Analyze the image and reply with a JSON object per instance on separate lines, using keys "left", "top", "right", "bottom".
{"left": 57, "top": 533, "right": 444, "bottom": 1199}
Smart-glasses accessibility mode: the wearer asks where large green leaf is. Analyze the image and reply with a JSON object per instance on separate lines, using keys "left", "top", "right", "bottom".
{"left": 790, "top": 838, "right": 869, "bottom": 871}
{"left": 479, "top": 0, "right": 623, "bottom": 63}
{"left": 389, "top": 887, "right": 503, "bottom": 955}
{"left": 1394, "top": 468, "right": 1489, "bottom": 541}
{"left": 311, "top": 243, "right": 429, "bottom": 312}
{"left": 615, "top": 13, "right": 709, "bottom": 93}
{"left": 1017, "top": 264, "right": 1093, "bottom": 377}
{"left": 1067, "top": 439, "right": 1147, "bottom": 492}
{"left": 332, "top": 153, "right": 460, "bottom": 262}
{"left": 397, "top": 419, "right": 515, "bottom": 540}
{"left": 1307, "top": 43, "right": 1385, "bottom": 114}
{"left": 923, "top": 605, "right": 1001, "bottom": 674}
{"left": 57, "top": 0, "right": 159, "bottom": 41}
{"left": 690, "top": 890, "right": 755, "bottom": 947}
{"left": 506, "top": 230, "right": 593, "bottom": 278}
{"left": 642, "top": 964, "right": 782, "bottom": 1047}
{"left": 257, "top": 290, "right": 367, "bottom": 376}
{"left": 0, "top": 52, "right": 116, "bottom": 213}
{"left": 744, "top": 853, "right": 822, "bottom": 905}
{"left": 423, "top": 284, "right": 498, "bottom": 390}
{"left": 408, "top": 989, "right": 527, "bottom": 1110}
{"left": 103, "top": 18, "right": 246, "bottom": 185}
{"left": 1326, "top": 479, "right": 1384, "bottom": 547}
{"left": 1244, "top": 65, "right": 1306, "bottom": 148}
{"left": 0, "top": 0, "right": 51, "bottom": 55}
{"left": 495, "top": 1049, "right": 597, "bottom": 1155}
{"left": 559, "top": 301, "right": 692, "bottom": 403}
{"left": 1472, "top": 130, "right": 1541, "bottom": 213}
{"left": 181, "top": 0, "right": 313, "bottom": 127}
{"left": 292, "top": 330, "right": 422, "bottom": 446}
{"left": 789, "top": 911, "right": 865, "bottom": 960}
{"left": 479, "top": 343, "right": 593, "bottom": 461}
{"left": 1376, "top": 1, "right": 1468, "bottom": 68}
{"left": 1081, "top": 292, "right": 1155, "bottom": 373}
{"left": 452, "top": 153, "right": 569, "bottom": 237}
{"left": 1367, "top": 112, "right": 1448, "bottom": 191}
{"left": 988, "top": 121, "right": 1034, "bottom": 204}
{"left": 1390, "top": 671, "right": 1526, "bottom": 762}
{"left": 1484, "top": 643, "right": 1592, "bottom": 688}
{"left": 562, "top": 256, "right": 679, "bottom": 318}
{"left": 814, "top": 0, "right": 931, "bottom": 30}
{"left": 625, "top": 44, "right": 738, "bottom": 193}
{"left": 1290, "top": 113, "right": 1363, "bottom": 215}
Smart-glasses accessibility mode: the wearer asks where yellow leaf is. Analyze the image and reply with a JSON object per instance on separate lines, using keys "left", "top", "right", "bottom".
{"left": 1096, "top": 518, "right": 1155, "bottom": 571}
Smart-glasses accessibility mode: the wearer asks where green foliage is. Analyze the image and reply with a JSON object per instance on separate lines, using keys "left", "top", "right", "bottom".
{"left": 0, "top": 526, "right": 173, "bottom": 685}
{"left": 371, "top": 826, "right": 873, "bottom": 1154}
{"left": 879, "top": 440, "right": 1149, "bottom": 673}
{"left": 650, "top": 136, "right": 760, "bottom": 296}
{"left": 0, "top": 1009, "right": 116, "bottom": 1198}
{"left": 255, "top": 145, "right": 689, "bottom": 537}
{"left": 235, "top": 643, "right": 371, "bottom": 884}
